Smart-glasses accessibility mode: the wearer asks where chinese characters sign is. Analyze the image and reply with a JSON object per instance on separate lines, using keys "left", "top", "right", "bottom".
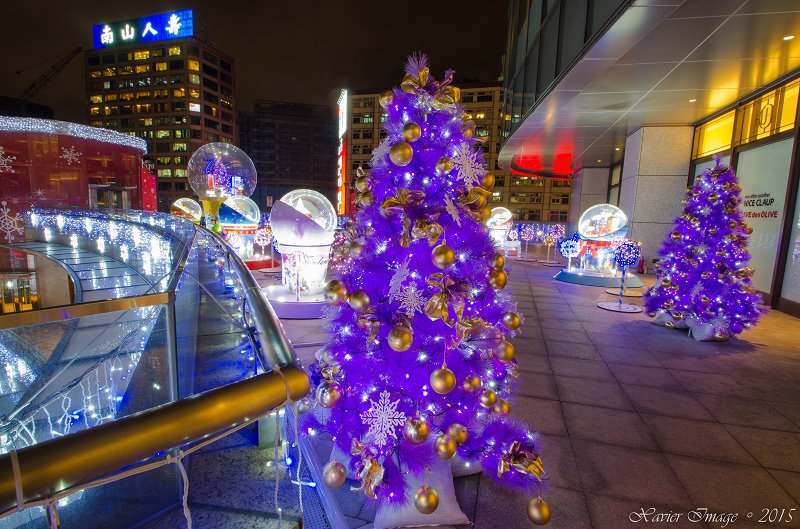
{"left": 92, "top": 10, "right": 194, "bottom": 49}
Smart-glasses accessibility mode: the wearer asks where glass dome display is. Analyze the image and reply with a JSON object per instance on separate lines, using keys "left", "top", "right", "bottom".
{"left": 578, "top": 204, "right": 628, "bottom": 241}
{"left": 487, "top": 207, "right": 514, "bottom": 230}
{"left": 219, "top": 196, "right": 260, "bottom": 227}
{"left": 279, "top": 189, "right": 337, "bottom": 232}
{"left": 170, "top": 198, "right": 202, "bottom": 223}
{"left": 186, "top": 143, "right": 257, "bottom": 198}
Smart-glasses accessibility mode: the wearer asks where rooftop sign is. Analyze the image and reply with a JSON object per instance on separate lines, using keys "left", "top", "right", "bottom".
{"left": 92, "top": 10, "right": 194, "bottom": 49}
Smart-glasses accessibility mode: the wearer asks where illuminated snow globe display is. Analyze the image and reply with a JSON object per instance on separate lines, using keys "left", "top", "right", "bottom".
{"left": 487, "top": 207, "right": 518, "bottom": 255}
{"left": 266, "top": 189, "right": 337, "bottom": 318}
{"left": 219, "top": 196, "right": 260, "bottom": 258}
{"left": 186, "top": 143, "right": 257, "bottom": 232}
{"left": 170, "top": 198, "right": 202, "bottom": 223}
{"left": 555, "top": 203, "right": 643, "bottom": 287}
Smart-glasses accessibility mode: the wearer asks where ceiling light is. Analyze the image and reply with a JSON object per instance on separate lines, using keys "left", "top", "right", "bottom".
{"left": 784, "top": 35, "right": 795, "bottom": 41}
{"left": 597, "top": 159, "right": 602, "bottom": 163}
{"left": 689, "top": 99, "right": 697, "bottom": 103}
{"left": 615, "top": 147, "right": 620, "bottom": 151}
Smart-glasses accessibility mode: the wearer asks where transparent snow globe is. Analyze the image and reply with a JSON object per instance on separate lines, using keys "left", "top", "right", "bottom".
{"left": 578, "top": 204, "right": 628, "bottom": 242}
{"left": 220, "top": 196, "right": 261, "bottom": 227}
{"left": 170, "top": 198, "right": 202, "bottom": 223}
{"left": 186, "top": 143, "right": 257, "bottom": 199}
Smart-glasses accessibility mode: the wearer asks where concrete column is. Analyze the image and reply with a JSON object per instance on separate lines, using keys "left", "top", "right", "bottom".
{"left": 619, "top": 126, "right": 694, "bottom": 263}
{"left": 569, "top": 166, "right": 610, "bottom": 232}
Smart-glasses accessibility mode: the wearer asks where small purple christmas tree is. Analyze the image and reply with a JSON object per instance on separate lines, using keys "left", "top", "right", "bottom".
{"left": 310, "top": 55, "right": 548, "bottom": 522}
{"left": 644, "top": 158, "right": 764, "bottom": 340}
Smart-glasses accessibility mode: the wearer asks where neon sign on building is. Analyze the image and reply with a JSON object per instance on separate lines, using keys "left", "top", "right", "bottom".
{"left": 92, "top": 10, "right": 194, "bottom": 49}
{"left": 336, "top": 89, "right": 348, "bottom": 215}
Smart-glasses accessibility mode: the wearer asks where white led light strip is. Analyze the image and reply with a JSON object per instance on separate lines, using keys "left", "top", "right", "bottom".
{"left": 0, "top": 117, "right": 147, "bottom": 153}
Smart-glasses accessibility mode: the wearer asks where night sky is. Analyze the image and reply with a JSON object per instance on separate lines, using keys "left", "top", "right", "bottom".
{"left": 1, "top": 1, "right": 508, "bottom": 123}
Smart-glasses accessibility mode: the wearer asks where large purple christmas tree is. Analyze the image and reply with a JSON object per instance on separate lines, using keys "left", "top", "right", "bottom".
{"left": 308, "top": 55, "right": 548, "bottom": 523}
{"left": 644, "top": 158, "right": 764, "bottom": 340}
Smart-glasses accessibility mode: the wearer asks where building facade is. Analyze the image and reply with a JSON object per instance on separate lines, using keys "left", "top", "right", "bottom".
{"left": 84, "top": 10, "right": 235, "bottom": 212}
{"left": 239, "top": 100, "right": 337, "bottom": 211}
{"left": 501, "top": 0, "right": 800, "bottom": 315}
{"left": 343, "top": 83, "right": 571, "bottom": 220}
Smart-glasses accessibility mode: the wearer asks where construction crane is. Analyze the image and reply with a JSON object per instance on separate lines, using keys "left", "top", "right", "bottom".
{"left": 17, "top": 46, "right": 83, "bottom": 102}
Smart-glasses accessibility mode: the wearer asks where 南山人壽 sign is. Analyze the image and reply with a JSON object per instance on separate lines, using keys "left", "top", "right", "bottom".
{"left": 92, "top": 10, "right": 194, "bottom": 49}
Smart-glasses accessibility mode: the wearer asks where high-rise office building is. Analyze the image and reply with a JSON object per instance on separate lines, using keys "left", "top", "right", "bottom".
{"left": 340, "top": 82, "right": 571, "bottom": 220}
{"left": 239, "top": 100, "right": 337, "bottom": 210}
{"left": 84, "top": 10, "right": 236, "bottom": 211}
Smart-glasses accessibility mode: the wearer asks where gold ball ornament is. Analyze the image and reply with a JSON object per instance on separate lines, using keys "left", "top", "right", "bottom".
{"left": 403, "top": 417, "right": 430, "bottom": 445}
{"left": 714, "top": 331, "right": 729, "bottom": 342}
{"left": 358, "top": 190, "right": 374, "bottom": 207}
{"left": 446, "top": 423, "right": 468, "bottom": 444}
{"left": 435, "top": 156, "right": 454, "bottom": 175}
{"left": 349, "top": 240, "right": 363, "bottom": 259}
{"left": 701, "top": 271, "right": 710, "bottom": 279}
{"left": 296, "top": 397, "right": 313, "bottom": 414}
{"left": 389, "top": 141, "right": 414, "bottom": 166}
{"left": 434, "top": 434, "right": 457, "bottom": 460}
{"left": 322, "top": 460, "right": 347, "bottom": 489}
{"left": 709, "top": 227, "right": 718, "bottom": 235}
{"left": 432, "top": 242, "right": 456, "bottom": 269}
{"left": 387, "top": 323, "right": 413, "bottom": 351}
{"left": 378, "top": 89, "right": 394, "bottom": 108}
{"left": 480, "top": 388, "right": 498, "bottom": 408}
{"left": 527, "top": 498, "right": 551, "bottom": 526}
{"left": 348, "top": 289, "right": 370, "bottom": 312}
{"left": 746, "top": 225, "right": 753, "bottom": 235}
{"left": 665, "top": 320, "right": 675, "bottom": 329}
{"left": 462, "top": 375, "right": 481, "bottom": 392}
{"left": 671, "top": 231, "right": 682, "bottom": 242}
{"left": 403, "top": 122, "right": 422, "bottom": 142}
{"left": 503, "top": 311, "right": 522, "bottom": 331}
{"left": 647, "top": 311, "right": 657, "bottom": 318}
{"left": 482, "top": 172, "right": 496, "bottom": 190}
{"left": 355, "top": 175, "right": 370, "bottom": 192}
{"left": 316, "top": 380, "right": 343, "bottom": 408}
{"left": 491, "top": 253, "right": 505, "bottom": 270}
{"left": 493, "top": 398, "right": 510, "bottom": 415}
{"left": 430, "top": 366, "right": 456, "bottom": 394}
{"left": 708, "top": 193, "right": 719, "bottom": 202}
{"left": 497, "top": 341, "right": 515, "bottom": 362}
{"left": 323, "top": 280, "right": 349, "bottom": 306}
{"left": 728, "top": 220, "right": 738, "bottom": 229}
{"left": 479, "top": 205, "right": 492, "bottom": 222}
{"left": 414, "top": 486, "right": 439, "bottom": 515}
{"left": 462, "top": 120, "right": 475, "bottom": 139}
{"left": 700, "top": 295, "right": 710, "bottom": 304}
{"left": 489, "top": 269, "right": 508, "bottom": 290}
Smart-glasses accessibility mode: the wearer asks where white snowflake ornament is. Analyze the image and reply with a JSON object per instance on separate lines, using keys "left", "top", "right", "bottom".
{"left": 444, "top": 195, "right": 462, "bottom": 227}
{"left": 388, "top": 258, "right": 411, "bottom": 301}
{"left": 396, "top": 282, "right": 425, "bottom": 315}
{"left": 370, "top": 139, "right": 391, "bottom": 169}
{"left": 0, "top": 202, "right": 24, "bottom": 242}
{"left": 60, "top": 146, "right": 81, "bottom": 166}
{"left": 360, "top": 390, "right": 406, "bottom": 448}
{"left": 0, "top": 146, "right": 16, "bottom": 173}
{"left": 451, "top": 141, "right": 485, "bottom": 188}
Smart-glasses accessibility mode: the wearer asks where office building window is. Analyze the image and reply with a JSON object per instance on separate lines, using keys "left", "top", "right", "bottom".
{"left": 168, "top": 46, "right": 181, "bottom": 56}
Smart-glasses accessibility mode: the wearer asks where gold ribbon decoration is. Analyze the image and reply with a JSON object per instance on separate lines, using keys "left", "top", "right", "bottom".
{"left": 400, "top": 65, "right": 461, "bottom": 112}
{"left": 380, "top": 188, "right": 426, "bottom": 218}
{"left": 350, "top": 439, "right": 384, "bottom": 499}
{"left": 497, "top": 441, "right": 545, "bottom": 482}
{"left": 410, "top": 218, "right": 443, "bottom": 246}
{"left": 457, "top": 186, "right": 491, "bottom": 219}
{"left": 424, "top": 273, "right": 473, "bottom": 326}
{"left": 356, "top": 307, "right": 381, "bottom": 345}
{"left": 455, "top": 317, "right": 504, "bottom": 360}
{"left": 400, "top": 217, "right": 412, "bottom": 248}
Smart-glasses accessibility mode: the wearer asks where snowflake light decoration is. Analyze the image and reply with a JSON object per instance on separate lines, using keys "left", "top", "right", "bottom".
{"left": 388, "top": 257, "right": 411, "bottom": 301}
{"left": 0, "top": 201, "right": 24, "bottom": 242}
{"left": 60, "top": 146, "right": 81, "bottom": 166}
{"left": 444, "top": 195, "right": 462, "bottom": 227}
{"left": 33, "top": 188, "right": 46, "bottom": 200}
{"left": 360, "top": 390, "right": 406, "bottom": 448}
{"left": 370, "top": 139, "right": 392, "bottom": 169}
{"left": 0, "top": 146, "right": 16, "bottom": 173}
{"left": 451, "top": 141, "right": 485, "bottom": 188}
{"left": 396, "top": 282, "right": 425, "bottom": 315}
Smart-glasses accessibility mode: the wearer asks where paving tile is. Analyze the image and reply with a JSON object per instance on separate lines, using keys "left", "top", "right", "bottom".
{"left": 538, "top": 433, "right": 582, "bottom": 490}
{"left": 586, "top": 331, "right": 642, "bottom": 348}
{"left": 767, "top": 469, "right": 800, "bottom": 504}
{"left": 511, "top": 395, "right": 567, "bottom": 436}
{"left": 640, "top": 414, "right": 757, "bottom": 464}
{"left": 667, "top": 455, "right": 800, "bottom": 516}
{"left": 694, "top": 394, "right": 799, "bottom": 432}
{"left": 769, "top": 401, "right": 800, "bottom": 430}
{"left": 579, "top": 320, "right": 634, "bottom": 335}
{"left": 545, "top": 340, "right": 602, "bottom": 360}
{"left": 725, "top": 426, "right": 800, "bottom": 472}
{"left": 516, "top": 372, "right": 559, "bottom": 400}
{"left": 473, "top": 481, "right": 590, "bottom": 529}
{"left": 539, "top": 318, "right": 584, "bottom": 332}
{"left": 515, "top": 352, "right": 552, "bottom": 374}
{"left": 622, "top": 384, "right": 713, "bottom": 421}
{"left": 596, "top": 345, "right": 662, "bottom": 367}
{"left": 586, "top": 494, "right": 703, "bottom": 529}
{"left": 549, "top": 356, "right": 615, "bottom": 381}
{"left": 555, "top": 376, "right": 634, "bottom": 411}
{"left": 668, "top": 369, "right": 756, "bottom": 398}
{"left": 572, "top": 439, "right": 693, "bottom": 508}
{"left": 608, "top": 363, "right": 684, "bottom": 390}
{"left": 513, "top": 338, "right": 548, "bottom": 356}
{"left": 562, "top": 402, "right": 658, "bottom": 450}
{"left": 542, "top": 328, "right": 592, "bottom": 344}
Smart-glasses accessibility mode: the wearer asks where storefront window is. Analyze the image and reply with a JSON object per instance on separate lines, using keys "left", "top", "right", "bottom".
{"left": 736, "top": 80, "right": 798, "bottom": 147}
{"left": 781, "top": 187, "right": 800, "bottom": 303}
{"left": 693, "top": 155, "right": 731, "bottom": 177}
{"left": 735, "top": 137, "right": 794, "bottom": 293}
{"left": 693, "top": 110, "right": 735, "bottom": 159}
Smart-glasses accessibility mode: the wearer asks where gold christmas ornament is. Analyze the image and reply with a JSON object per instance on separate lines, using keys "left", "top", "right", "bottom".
{"left": 358, "top": 190, "right": 374, "bottom": 207}
{"left": 434, "top": 434, "right": 457, "bottom": 460}
{"left": 728, "top": 220, "right": 738, "bottom": 229}
{"left": 435, "top": 156, "right": 454, "bottom": 175}
{"left": 479, "top": 205, "right": 492, "bottom": 222}
{"left": 389, "top": 141, "right": 414, "bottom": 166}
{"left": 665, "top": 320, "right": 675, "bottom": 329}
{"left": 701, "top": 271, "right": 710, "bottom": 279}
{"left": 379, "top": 89, "right": 394, "bottom": 108}
{"left": 671, "top": 231, "right": 682, "bottom": 242}
{"left": 446, "top": 423, "right": 468, "bottom": 444}
{"left": 480, "top": 388, "right": 498, "bottom": 408}
{"left": 316, "top": 380, "right": 343, "bottom": 408}
{"left": 414, "top": 486, "right": 439, "bottom": 515}
{"left": 746, "top": 226, "right": 753, "bottom": 235}
{"left": 387, "top": 323, "right": 413, "bottom": 351}
{"left": 323, "top": 280, "right": 349, "bottom": 306}
{"left": 322, "top": 460, "right": 347, "bottom": 488}
{"left": 462, "top": 120, "right": 475, "bottom": 139}
{"left": 403, "top": 417, "right": 430, "bottom": 445}
{"left": 709, "top": 193, "right": 719, "bottom": 202}
{"left": 714, "top": 331, "right": 729, "bottom": 341}
{"left": 403, "top": 122, "right": 422, "bottom": 142}
{"left": 527, "top": 498, "right": 551, "bottom": 526}
{"left": 430, "top": 366, "right": 456, "bottom": 394}
{"left": 491, "top": 252, "right": 505, "bottom": 270}
{"left": 700, "top": 295, "right": 710, "bottom": 304}
{"left": 482, "top": 172, "right": 496, "bottom": 190}
{"left": 494, "top": 398, "right": 510, "bottom": 415}
{"left": 647, "top": 311, "right": 657, "bottom": 318}
{"left": 296, "top": 397, "right": 312, "bottom": 414}
{"left": 432, "top": 242, "right": 456, "bottom": 269}
{"left": 489, "top": 269, "right": 508, "bottom": 290}
{"left": 462, "top": 375, "right": 481, "bottom": 392}
{"left": 503, "top": 311, "right": 522, "bottom": 331}
{"left": 497, "top": 341, "right": 515, "bottom": 362}
{"left": 349, "top": 289, "right": 370, "bottom": 312}
{"left": 349, "top": 241, "right": 363, "bottom": 258}
{"left": 355, "top": 175, "right": 370, "bottom": 193}
{"left": 709, "top": 227, "right": 718, "bottom": 235}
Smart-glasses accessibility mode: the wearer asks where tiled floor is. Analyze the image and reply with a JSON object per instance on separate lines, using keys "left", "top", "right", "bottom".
{"left": 277, "top": 259, "right": 800, "bottom": 528}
